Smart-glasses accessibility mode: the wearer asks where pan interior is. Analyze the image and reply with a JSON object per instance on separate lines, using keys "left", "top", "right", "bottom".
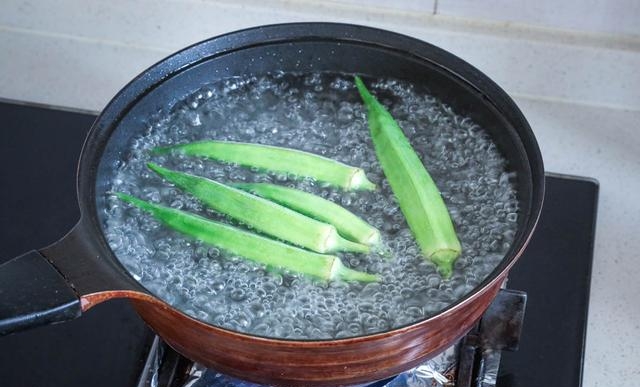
{"left": 95, "top": 40, "right": 531, "bottom": 340}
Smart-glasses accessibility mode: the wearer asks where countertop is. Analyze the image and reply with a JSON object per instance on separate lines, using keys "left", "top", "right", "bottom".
{"left": 1, "top": 1, "right": 638, "bottom": 386}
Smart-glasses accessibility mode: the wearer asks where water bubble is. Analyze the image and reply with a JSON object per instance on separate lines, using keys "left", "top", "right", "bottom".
{"left": 103, "top": 72, "right": 519, "bottom": 340}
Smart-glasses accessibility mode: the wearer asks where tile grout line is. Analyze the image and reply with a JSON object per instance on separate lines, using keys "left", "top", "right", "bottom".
{"left": 3, "top": 0, "right": 640, "bottom": 52}
{"left": 509, "top": 92, "right": 640, "bottom": 114}
{"left": 0, "top": 25, "right": 172, "bottom": 54}
{"left": 197, "top": 0, "right": 640, "bottom": 52}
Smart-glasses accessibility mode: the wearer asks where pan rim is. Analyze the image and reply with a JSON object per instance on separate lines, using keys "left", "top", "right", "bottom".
{"left": 79, "top": 22, "right": 545, "bottom": 343}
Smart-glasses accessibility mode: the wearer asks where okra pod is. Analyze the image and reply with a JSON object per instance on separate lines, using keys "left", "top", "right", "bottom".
{"left": 152, "top": 141, "right": 376, "bottom": 191}
{"left": 147, "top": 163, "right": 369, "bottom": 254}
{"left": 232, "top": 182, "right": 380, "bottom": 246}
{"left": 355, "top": 76, "right": 462, "bottom": 277}
{"left": 115, "top": 193, "right": 378, "bottom": 282}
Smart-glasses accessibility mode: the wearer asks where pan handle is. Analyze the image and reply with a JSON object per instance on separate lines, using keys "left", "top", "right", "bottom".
{"left": 0, "top": 218, "right": 148, "bottom": 337}
{"left": 0, "top": 250, "right": 81, "bottom": 336}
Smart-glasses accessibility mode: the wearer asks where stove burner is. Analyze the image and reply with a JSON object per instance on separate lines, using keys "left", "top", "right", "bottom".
{"left": 457, "top": 289, "right": 526, "bottom": 387}
{"left": 138, "top": 289, "right": 527, "bottom": 387}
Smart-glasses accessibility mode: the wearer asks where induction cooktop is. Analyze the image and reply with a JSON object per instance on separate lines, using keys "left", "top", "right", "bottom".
{"left": 0, "top": 100, "right": 597, "bottom": 387}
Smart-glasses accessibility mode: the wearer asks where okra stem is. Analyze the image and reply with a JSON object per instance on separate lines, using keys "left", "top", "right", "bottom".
{"left": 115, "top": 193, "right": 378, "bottom": 282}
{"left": 152, "top": 141, "right": 376, "bottom": 191}
{"left": 355, "top": 76, "right": 462, "bottom": 277}
{"left": 147, "top": 163, "right": 369, "bottom": 254}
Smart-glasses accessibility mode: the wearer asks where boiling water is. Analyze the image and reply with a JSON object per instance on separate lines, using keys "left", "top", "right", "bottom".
{"left": 103, "top": 72, "right": 519, "bottom": 340}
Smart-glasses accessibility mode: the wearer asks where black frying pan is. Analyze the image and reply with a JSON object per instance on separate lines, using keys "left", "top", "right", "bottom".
{"left": 0, "top": 23, "right": 543, "bottom": 386}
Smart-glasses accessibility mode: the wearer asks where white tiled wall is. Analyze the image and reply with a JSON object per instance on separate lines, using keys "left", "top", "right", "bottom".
{"left": 1, "top": 0, "right": 639, "bottom": 111}
{"left": 437, "top": 0, "right": 640, "bottom": 36}
{"left": 328, "top": 0, "right": 433, "bottom": 13}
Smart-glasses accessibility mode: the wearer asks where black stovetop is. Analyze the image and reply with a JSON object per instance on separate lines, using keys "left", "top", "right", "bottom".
{"left": 0, "top": 101, "right": 598, "bottom": 387}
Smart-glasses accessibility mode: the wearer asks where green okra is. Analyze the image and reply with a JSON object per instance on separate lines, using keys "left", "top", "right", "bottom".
{"left": 152, "top": 141, "right": 376, "bottom": 191}
{"left": 147, "top": 163, "right": 369, "bottom": 254}
{"left": 355, "top": 76, "right": 462, "bottom": 278}
{"left": 115, "top": 193, "right": 378, "bottom": 282}
{"left": 232, "top": 182, "right": 380, "bottom": 247}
